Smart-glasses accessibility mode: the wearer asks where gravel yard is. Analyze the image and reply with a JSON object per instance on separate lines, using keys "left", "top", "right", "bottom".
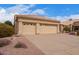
{"left": 0, "top": 36, "right": 44, "bottom": 55}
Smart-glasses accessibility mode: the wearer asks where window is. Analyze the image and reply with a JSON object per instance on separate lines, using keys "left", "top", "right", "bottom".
{"left": 23, "top": 22, "right": 26, "bottom": 25}
{"left": 40, "top": 23, "right": 56, "bottom": 26}
{"left": 23, "top": 22, "right": 36, "bottom": 25}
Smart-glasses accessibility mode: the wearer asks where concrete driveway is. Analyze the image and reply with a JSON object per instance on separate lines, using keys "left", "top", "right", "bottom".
{"left": 26, "top": 34, "right": 79, "bottom": 55}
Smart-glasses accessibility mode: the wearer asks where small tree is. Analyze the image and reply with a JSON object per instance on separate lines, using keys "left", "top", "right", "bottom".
{"left": 0, "top": 23, "right": 14, "bottom": 38}
{"left": 4, "top": 21, "right": 13, "bottom": 26}
{"left": 63, "top": 26, "right": 71, "bottom": 33}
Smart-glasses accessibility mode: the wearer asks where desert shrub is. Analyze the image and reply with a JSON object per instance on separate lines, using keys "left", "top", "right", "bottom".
{"left": 0, "top": 39, "right": 11, "bottom": 47}
{"left": 63, "top": 26, "right": 71, "bottom": 33}
{"left": 14, "top": 42, "right": 27, "bottom": 48}
{"left": 0, "top": 23, "right": 14, "bottom": 38}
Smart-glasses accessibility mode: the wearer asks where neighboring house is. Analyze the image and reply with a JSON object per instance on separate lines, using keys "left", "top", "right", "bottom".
{"left": 14, "top": 15, "right": 60, "bottom": 35}
{"left": 61, "top": 19, "right": 79, "bottom": 32}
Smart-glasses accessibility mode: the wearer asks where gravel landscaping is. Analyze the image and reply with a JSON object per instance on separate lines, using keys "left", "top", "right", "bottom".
{"left": 0, "top": 36, "right": 44, "bottom": 55}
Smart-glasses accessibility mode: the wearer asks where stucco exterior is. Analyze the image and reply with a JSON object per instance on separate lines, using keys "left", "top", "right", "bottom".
{"left": 61, "top": 19, "right": 79, "bottom": 32}
{"left": 14, "top": 15, "right": 60, "bottom": 35}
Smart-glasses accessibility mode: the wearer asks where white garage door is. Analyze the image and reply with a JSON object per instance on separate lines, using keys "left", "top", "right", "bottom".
{"left": 39, "top": 24, "right": 57, "bottom": 34}
{"left": 22, "top": 22, "right": 36, "bottom": 35}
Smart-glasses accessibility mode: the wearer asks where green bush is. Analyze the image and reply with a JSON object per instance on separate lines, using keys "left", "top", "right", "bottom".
{"left": 0, "top": 39, "right": 11, "bottom": 47}
{"left": 4, "top": 21, "right": 13, "bottom": 26}
{"left": 0, "top": 23, "right": 14, "bottom": 38}
{"left": 63, "top": 26, "right": 71, "bottom": 33}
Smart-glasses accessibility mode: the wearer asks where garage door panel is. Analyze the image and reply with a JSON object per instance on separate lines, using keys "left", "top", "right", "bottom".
{"left": 39, "top": 24, "right": 57, "bottom": 34}
{"left": 20, "top": 22, "right": 57, "bottom": 35}
{"left": 22, "top": 23, "right": 36, "bottom": 35}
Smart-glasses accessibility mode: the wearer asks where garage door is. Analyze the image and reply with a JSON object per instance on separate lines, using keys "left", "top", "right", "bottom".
{"left": 22, "top": 22, "right": 36, "bottom": 35}
{"left": 39, "top": 24, "right": 57, "bottom": 34}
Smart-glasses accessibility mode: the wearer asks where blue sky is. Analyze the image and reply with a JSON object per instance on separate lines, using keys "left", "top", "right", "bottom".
{"left": 1, "top": 4, "right": 79, "bottom": 16}
{"left": 35, "top": 4, "right": 79, "bottom": 16}
{"left": 0, "top": 4, "right": 79, "bottom": 23}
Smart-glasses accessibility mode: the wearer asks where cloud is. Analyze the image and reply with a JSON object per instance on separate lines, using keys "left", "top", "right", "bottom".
{"left": 0, "top": 4, "right": 79, "bottom": 24}
{"left": 31, "top": 9, "right": 46, "bottom": 15}
{"left": 0, "top": 8, "right": 6, "bottom": 14}
{"left": 50, "top": 14, "right": 79, "bottom": 22}
{"left": 69, "top": 14, "right": 79, "bottom": 19}
{"left": 0, "top": 8, "right": 7, "bottom": 22}
{"left": 0, "top": 4, "right": 36, "bottom": 24}
{"left": 49, "top": 16, "right": 69, "bottom": 21}
{"left": 0, "top": 4, "right": 47, "bottom": 24}
{"left": 7, "top": 4, "right": 35, "bottom": 14}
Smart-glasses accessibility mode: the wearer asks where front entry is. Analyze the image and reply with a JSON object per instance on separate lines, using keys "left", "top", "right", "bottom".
{"left": 73, "top": 26, "right": 79, "bottom": 32}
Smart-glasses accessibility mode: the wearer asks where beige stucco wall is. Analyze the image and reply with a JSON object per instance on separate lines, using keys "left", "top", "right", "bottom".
{"left": 60, "top": 20, "right": 79, "bottom": 32}
{"left": 18, "top": 21, "right": 23, "bottom": 35}
{"left": 18, "top": 18, "right": 59, "bottom": 25}
{"left": 15, "top": 18, "right": 60, "bottom": 35}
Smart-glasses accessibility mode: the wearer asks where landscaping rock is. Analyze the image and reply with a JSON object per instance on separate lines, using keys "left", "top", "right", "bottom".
{"left": 14, "top": 42, "right": 27, "bottom": 48}
{"left": 0, "top": 39, "right": 11, "bottom": 47}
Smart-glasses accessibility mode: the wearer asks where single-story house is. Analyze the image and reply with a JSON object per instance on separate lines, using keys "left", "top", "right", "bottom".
{"left": 14, "top": 15, "right": 60, "bottom": 35}
{"left": 61, "top": 19, "right": 79, "bottom": 32}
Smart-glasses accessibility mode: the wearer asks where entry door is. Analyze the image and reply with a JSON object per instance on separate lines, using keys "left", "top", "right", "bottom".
{"left": 22, "top": 22, "right": 36, "bottom": 35}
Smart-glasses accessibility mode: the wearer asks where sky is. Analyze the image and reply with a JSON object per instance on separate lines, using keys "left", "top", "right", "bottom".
{"left": 0, "top": 4, "right": 79, "bottom": 23}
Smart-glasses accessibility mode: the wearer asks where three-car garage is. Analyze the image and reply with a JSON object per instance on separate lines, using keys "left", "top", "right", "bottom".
{"left": 14, "top": 15, "right": 60, "bottom": 35}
